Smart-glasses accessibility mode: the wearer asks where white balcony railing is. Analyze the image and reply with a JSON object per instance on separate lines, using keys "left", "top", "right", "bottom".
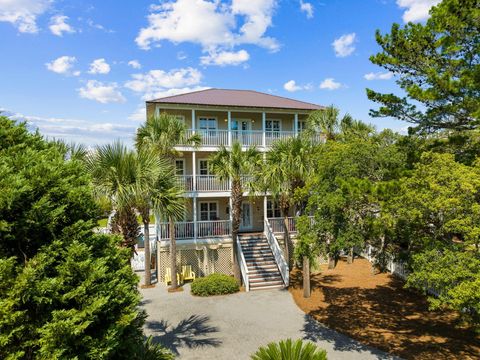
{"left": 157, "top": 222, "right": 195, "bottom": 240}
{"left": 179, "top": 129, "right": 317, "bottom": 147}
{"left": 175, "top": 175, "right": 194, "bottom": 191}
{"left": 231, "top": 130, "right": 263, "bottom": 146}
{"left": 196, "top": 175, "right": 229, "bottom": 192}
{"left": 267, "top": 216, "right": 314, "bottom": 234}
{"left": 197, "top": 220, "right": 231, "bottom": 238}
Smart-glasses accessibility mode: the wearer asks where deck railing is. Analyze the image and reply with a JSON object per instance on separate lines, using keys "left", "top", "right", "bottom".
{"left": 196, "top": 175, "right": 229, "bottom": 192}
{"left": 157, "top": 222, "right": 195, "bottom": 240}
{"left": 196, "top": 220, "right": 231, "bottom": 238}
{"left": 179, "top": 129, "right": 323, "bottom": 147}
{"left": 264, "top": 219, "right": 289, "bottom": 286}
{"left": 175, "top": 175, "right": 194, "bottom": 191}
{"left": 267, "top": 216, "right": 314, "bottom": 234}
{"left": 237, "top": 240, "right": 250, "bottom": 291}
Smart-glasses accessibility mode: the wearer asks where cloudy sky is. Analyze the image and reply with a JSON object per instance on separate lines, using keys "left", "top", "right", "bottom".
{"left": 0, "top": 0, "right": 440, "bottom": 145}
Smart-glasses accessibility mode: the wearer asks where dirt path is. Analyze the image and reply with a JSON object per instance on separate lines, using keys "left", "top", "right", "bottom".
{"left": 289, "top": 258, "right": 480, "bottom": 360}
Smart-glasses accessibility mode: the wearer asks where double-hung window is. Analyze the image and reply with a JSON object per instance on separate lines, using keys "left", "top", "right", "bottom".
{"left": 199, "top": 117, "right": 217, "bottom": 135}
{"left": 199, "top": 160, "right": 210, "bottom": 175}
{"left": 199, "top": 202, "right": 218, "bottom": 221}
{"left": 265, "top": 119, "right": 281, "bottom": 140}
{"left": 267, "top": 200, "right": 281, "bottom": 218}
{"left": 175, "top": 159, "right": 185, "bottom": 175}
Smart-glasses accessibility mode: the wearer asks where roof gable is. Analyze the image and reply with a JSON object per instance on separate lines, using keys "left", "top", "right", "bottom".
{"left": 147, "top": 88, "right": 322, "bottom": 111}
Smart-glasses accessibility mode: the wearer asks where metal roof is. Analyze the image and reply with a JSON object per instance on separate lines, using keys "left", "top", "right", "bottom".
{"left": 147, "top": 88, "right": 323, "bottom": 111}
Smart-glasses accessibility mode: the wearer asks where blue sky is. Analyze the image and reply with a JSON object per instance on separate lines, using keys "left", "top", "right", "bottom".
{"left": 0, "top": 0, "right": 440, "bottom": 145}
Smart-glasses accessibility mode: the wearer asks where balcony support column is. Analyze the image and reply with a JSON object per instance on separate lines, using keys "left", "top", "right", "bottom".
{"left": 191, "top": 109, "right": 196, "bottom": 132}
{"left": 262, "top": 112, "right": 266, "bottom": 148}
{"left": 294, "top": 113, "right": 298, "bottom": 136}
{"left": 193, "top": 198, "right": 198, "bottom": 240}
{"left": 263, "top": 195, "right": 268, "bottom": 229}
{"left": 227, "top": 111, "right": 232, "bottom": 146}
{"left": 192, "top": 151, "right": 196, "bottom": 192}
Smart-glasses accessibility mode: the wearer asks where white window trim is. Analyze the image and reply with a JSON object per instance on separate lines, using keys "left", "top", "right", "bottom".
{"left": 175, "top": 159, "right": 186, "bottom": 175}
{"left": 197, "top": 158, "right": 210, "bottom": 176}
{"left": 198, "top": 201, "right": 220, "bottom": 221}
{"left": 231, "top": 118, "right": 253, "bottom": 131}
{"left": 265, "top": 118, "right": 282, "bottom": 132}
{"left": 197, "top": 116, "right": 218, "bottom": 130}
{"left": 175, "top": 115, "right": 186, "bottom": 123}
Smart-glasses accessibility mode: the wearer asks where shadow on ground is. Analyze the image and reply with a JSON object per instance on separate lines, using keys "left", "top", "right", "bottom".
{"left": 146, "top": 314, "right": 222, "bottom": 355}
{"left": 290, "top": 258, "right": 480, "bottom": 360}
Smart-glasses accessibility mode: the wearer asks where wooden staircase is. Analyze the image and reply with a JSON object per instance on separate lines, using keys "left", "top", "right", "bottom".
{"left": 239, "top": 233, "right": 285, "bottom": 291}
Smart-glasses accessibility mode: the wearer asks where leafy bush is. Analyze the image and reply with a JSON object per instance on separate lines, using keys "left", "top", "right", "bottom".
{"left": 190, "top": 273, "right": 239, "bottom": 296}
{"left": 251, "top": 339, "right": 327, "bottom": 360}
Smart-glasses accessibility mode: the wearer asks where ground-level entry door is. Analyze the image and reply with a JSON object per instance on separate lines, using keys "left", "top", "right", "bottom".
{"left": 240, "top": 202, "right": 253, "bottom": 231}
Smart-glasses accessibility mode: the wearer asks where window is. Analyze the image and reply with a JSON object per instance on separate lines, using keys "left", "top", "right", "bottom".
{"left": 199, "top": 160, "right": 210, "bottom": 175}
{"left": 175, "top": 115, "right": 185, "bottom": 124}
{"left": 265, "top": 119, "right": 281, "bottom": 133}
{"left": 175, "top": 159, "right": 185, "bottom": 175}
{"left": 298, "top": 120, "right": 307, "bottom": 132}
{"left": 199, "top": 117, "right": 217, "bottom": 131}
{"left": 267, "top": 200, "right": 281, "bottom": 218}
{"left": 199, "top": 202, "right": 218, "bottom": 221}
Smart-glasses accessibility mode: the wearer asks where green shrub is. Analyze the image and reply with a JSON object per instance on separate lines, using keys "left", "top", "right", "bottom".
{"left": 251, "top": 339, "right": 327, "bottom": 360}
{"left": 190, "top": 273, "right": 239, "bottom": 296}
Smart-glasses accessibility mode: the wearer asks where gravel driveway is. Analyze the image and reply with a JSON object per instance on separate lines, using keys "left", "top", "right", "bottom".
{"left": 140, "top": 283, "right": 398, "bottom": 360}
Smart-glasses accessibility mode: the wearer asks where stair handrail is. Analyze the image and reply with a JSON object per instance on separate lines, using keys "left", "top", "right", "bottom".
{"left": 264, "top": 219, "right": 289, "bottom": 286}
{"left": 236, "top": 238, "right": 250, "bottom": 292}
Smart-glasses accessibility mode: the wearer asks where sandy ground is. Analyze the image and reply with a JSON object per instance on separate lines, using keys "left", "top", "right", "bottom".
{"left": 289, "top": 258, "right": 480, "bottom": 360}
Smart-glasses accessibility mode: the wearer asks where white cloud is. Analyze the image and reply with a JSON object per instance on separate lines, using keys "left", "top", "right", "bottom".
{"left": 0, "top": 0, "right": 51, "bottom": 33}
{"left": 177, "top": 51, "right": 187, "bottom": 60}
{"left": 332, "top": 33, "right": 356, "bottom": 57}
{"left": 135, "top": 0, "right": 278, "bottom": 65}
{"left": 124, "top": 67, "right": 203, "bottom": 100}
{"left": 45, "top": 56, "right": 79, "bottom": 75}
{"left": 319, "top": 78, "right": 343, "bottom": 90}
{"left": 397, "top": 0, "right": 441, "bottom": 23}
{"left": 88, "top": 58, "right": 111, "bottom": 74}
{"left": 49, "top": 15, "right": 75, "bottom": 36}
{"left": 143, "top": 86, "right": 210, "bottom": 101}
{"left": 128, "top": 60, "right": 141, "bottom": 69}
{"left": 364, "top": 71, "right": 394, "bottom": 80}
{"left": 78, "top": 80, "right": 126, "bottom": 103}
{"left": 2, "top": 108, "right": 136, "bottom": 145}
{"left": 200, "top": 49, "right": 250, "bottom": 66}
{"left": 300, "top": 1, "right": 313, "bottom": 19}
{"left": 128, "top": 105, "right": 146, "bottom": 121}
{"left": 283, "top": 80, "right": 312, "bottom": 92}
{"left": 86, "top": 18, "right": 114, "bottom": 33}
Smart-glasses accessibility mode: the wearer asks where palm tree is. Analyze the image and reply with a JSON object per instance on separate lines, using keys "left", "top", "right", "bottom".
{"left": 262, "top": 136, "right": 315, "bottom": 268}
{"left": 132, "top": 150, "right": 174, "bottom": 286}
{"left": 136, "top": 113, "right": 198, "bottom": 289}
{"left": 136, "top": 113, "right": 201, "bottom": 162}
{"left": 87, "top": 141, "right": 164, "bottom": 255}
{"left": 306, "top": 105, "right": 374, "bottom": 141}
{"left": 149, "top": 172, "right": 185, "bottom": 290}
{"left": 209, "top": 141, "right": 262, "bottom": 282}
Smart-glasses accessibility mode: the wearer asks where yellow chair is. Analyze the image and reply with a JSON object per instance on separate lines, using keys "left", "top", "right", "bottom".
{"left": 164, "top": 267, "right": 182, "bottom": 285}
{"left": 182, "top": 265, "right": 196, "bottom": 282}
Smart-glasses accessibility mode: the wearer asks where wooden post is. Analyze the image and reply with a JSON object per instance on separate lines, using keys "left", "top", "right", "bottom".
{"left": 303, "top": 256, "right": 310, "bottom": 298}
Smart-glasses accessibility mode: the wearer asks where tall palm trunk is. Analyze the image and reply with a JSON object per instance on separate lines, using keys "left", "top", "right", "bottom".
{"left": 231, "top": 180, "right": 242, "bottom": 283}
{"left": 169, "top": 216, "right": 178, "bottom": 289}
{"left": 119, "top": 208, "right": 140, "bottom": 255}
{"left": 141, "top": 207, "right": 151, "bottom": 286}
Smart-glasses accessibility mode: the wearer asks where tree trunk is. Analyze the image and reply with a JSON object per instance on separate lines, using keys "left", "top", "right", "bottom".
{"left": 169, "top": 216, "right": 178, "bottom": 289}
{"left": 328, "top": 254, "right": 336, "bottom": 269}
{"left": 231, "top": 180, "right": 242, "bottom": 283}
{"left": 347, "top": 247, "right": 354, "bottom": 264}
{"left": 303, "top": 256, "right": 310, "bottom": 298}
{"left": 119, "top": 208, "right": 140, "bottom": 254}
{"left": 142, "top": 208, "right": 151, "bottom": 286}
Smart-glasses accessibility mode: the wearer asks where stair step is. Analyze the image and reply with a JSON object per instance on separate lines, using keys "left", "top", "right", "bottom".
{"left": 245, "top": 257, "right": 275, "bottom": 263}
{"left": 250, "top": 280, "right": 285, "bottom": 287}
{"left": 240, "top": 244, "right": 270, "bottom": 249}
{"left": 250, "top": 284, "right": 285, "bottom": 291}
{"left": 249, "top": 273, "right": 282, "bottom": 281}
{"left": 247, "top": 266, "right": 279, "bottom": 272}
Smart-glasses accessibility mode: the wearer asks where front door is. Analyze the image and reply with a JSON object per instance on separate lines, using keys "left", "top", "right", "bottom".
{"left": 232, "top": 119, "right": 253, "bottom": 145}
{"left": 240, "top": 202, "right": 253, "bottom": 231}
